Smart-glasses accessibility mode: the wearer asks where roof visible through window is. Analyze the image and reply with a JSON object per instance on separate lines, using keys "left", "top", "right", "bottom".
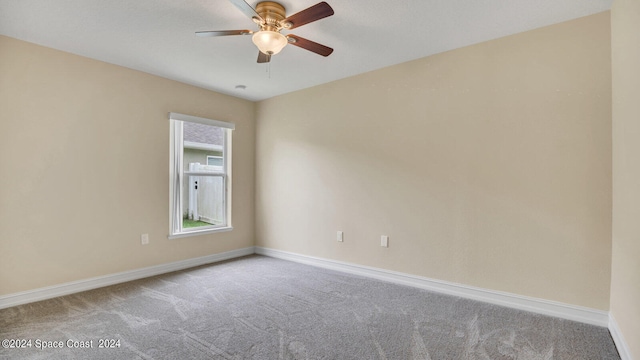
{"left": 183, "top": 122, "right": 223, "bottom": 146}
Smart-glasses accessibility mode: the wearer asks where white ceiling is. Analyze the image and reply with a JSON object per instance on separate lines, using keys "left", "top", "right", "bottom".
{"left": 0, "top": 0, "right": 611, "bottom": 101}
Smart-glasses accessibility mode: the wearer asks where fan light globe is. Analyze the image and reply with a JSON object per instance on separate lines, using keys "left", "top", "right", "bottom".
{"left": 252, "top": 30, "right": 288, "bottom": 55}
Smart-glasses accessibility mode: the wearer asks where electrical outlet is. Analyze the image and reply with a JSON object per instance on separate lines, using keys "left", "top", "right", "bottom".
{"left": 337, "top": 231, "right": 344, "bottom": 242}
{"left": 141, "top": 233, "right": 149, "bottom": 245}
{"left": 381, "top": 235, "right": 389, "bottom": 248}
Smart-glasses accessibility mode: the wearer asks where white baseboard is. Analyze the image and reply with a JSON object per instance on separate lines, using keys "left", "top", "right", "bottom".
{"left": 609, "top": 314, "right": 633, "bottom": 360}
{"left": 255, "top": 247, "right": 609, "bottom": 327}
{"left": 0, "top": 245, "right": 620, "bottom": 346}
{"left": 0, "top": 246, "right": 255, "bottom": 310}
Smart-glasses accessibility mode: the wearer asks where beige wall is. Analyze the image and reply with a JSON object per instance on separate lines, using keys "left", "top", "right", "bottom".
{"left": 611, "top": 0, "right": 640, "bottom": 357}
{"left": 0, "top": 35, "right": 255, "bottom": 295}
{"left": 256, "top": 13, "right": 612, "bottom": 310}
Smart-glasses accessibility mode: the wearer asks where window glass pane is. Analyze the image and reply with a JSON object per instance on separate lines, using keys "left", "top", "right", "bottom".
{"left": 207, "top": 156, "right": 223, "bottom": 167}
{"left": 183, "top": 121, "right": 224, "bottom": 147}
{"left": 183, "top": 122, "right": 224, "bottom": 170}
{"left": 183, "top": 175, "right": 225, "bottom": 229}
{"left": 181, "top": 122, "right": 226, "bottom": 229}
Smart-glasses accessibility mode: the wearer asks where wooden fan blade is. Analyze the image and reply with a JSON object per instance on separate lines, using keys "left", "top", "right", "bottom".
{"left": 257, "top": 51, "right": 271, "bottom": 63}
{"left": 196, "top": 30, "right": 253, "bottom": 37}
{"left": 228, "top": 0, "right": 263, "bottom": 22}
{"left": 287, "top": 34, "right": 333, "bottom": 57}
{"left": 282, "top": 2, "right": 334, "bottom": 29}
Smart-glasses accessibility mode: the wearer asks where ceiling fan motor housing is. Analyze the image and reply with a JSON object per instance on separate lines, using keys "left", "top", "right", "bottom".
{"left": 255, "top": 2, "right": 288, "bottom": 31}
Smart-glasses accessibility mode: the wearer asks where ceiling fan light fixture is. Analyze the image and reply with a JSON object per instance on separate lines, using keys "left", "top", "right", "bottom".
{"left": 252, "top": 30, "right": 288, "bottom": 55}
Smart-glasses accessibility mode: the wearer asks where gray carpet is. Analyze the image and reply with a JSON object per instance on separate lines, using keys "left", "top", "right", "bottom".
{"left": 0, "top": 255, "right": 620, "bottom": 359}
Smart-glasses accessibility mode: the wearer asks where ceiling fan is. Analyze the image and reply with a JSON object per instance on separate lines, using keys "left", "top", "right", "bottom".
{"left": 196, "top": 0, "right": 334, "bottom": 63}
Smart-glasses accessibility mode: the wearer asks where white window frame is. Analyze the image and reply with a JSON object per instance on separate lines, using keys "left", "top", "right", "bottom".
{"left": 168, "top": 112, "right": 234, "bottom": 239}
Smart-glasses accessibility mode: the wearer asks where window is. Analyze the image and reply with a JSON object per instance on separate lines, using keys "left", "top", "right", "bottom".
{"left": 169, "top": 113, "right": 234, "bottom": 238}
{"left": 206, "top": 156, "right": 223, "bottom": 167}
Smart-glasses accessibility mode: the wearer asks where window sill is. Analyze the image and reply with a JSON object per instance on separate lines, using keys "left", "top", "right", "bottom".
{"left": 168, "top": 226, "right": 233, "bottom": 240}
